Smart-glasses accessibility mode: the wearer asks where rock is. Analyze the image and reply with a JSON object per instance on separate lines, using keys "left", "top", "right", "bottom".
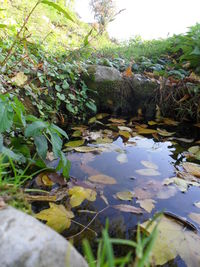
{"left": 83, "top": 65, "right": 158, "bottom": 119}
{"left": 0, "top": 206, "right": 88, "bottom": 267}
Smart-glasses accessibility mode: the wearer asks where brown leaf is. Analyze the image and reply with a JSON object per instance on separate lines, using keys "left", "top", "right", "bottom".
{"left": 112, "top": 204, "right": 142, "bottom": 214}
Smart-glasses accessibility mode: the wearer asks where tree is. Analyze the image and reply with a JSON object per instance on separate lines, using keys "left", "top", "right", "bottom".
{"left": 90, "top": 0, "right": 125, "bottom": 34}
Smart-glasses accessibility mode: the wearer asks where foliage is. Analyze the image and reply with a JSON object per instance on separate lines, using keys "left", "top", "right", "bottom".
{"left": 83, "top": 218, "right": 159, "bottom": 267}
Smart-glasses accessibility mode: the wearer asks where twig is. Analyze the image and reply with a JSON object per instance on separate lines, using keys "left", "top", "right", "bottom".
{"left": 67, "top": 205, "right": 110, "bottom": 239}
{"left": 71, "top": 219, "right": 97, "bottom": 236}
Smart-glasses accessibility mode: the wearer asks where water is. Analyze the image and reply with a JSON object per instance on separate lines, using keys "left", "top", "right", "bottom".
{"left": 31, "top": 119, "right": 200, "bottom": 266}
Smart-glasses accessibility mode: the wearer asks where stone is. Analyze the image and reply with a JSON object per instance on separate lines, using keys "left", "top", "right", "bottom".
{"left": 83, "top": 65, "right": 158, "bottom": 119}
{"left": 0, "top": 206, "right": 88, "bottom": 267}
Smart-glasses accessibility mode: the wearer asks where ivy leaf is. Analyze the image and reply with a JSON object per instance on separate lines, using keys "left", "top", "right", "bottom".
{"left": 41, "top": 0, "right": 74, "bottom": 22}
{"left": 56, "top": 151, "right": 71, "bottom": 178}
{"left": 48, "top": 131, "right": 62, "bottom": 158}
{"left": 68, "top": 186, "right": 97, "bottom": 207}
{"left": 34, "top": 135, "right": 48, "bottom": 160}
{"left": 35, "top": 203, "right": 74, "bottom": 233}
{"left": 0, "top": 99, "right": 13, "bottom": 133}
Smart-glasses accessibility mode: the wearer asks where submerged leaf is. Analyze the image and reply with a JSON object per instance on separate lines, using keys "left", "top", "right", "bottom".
{"left": 115, "top": 191, "right": 134, "bottom": 201}
{"left": 68, "top": 186, "right": 97, "bottom": 207}
{"left": 35, "top": 203, "right": 74, "bottom": 233}
{"left": 135, "top": 168, "right": 160, "bottom": 176}
{"left": 141, "top": 160, "right": 158, "bottom": 170}
{"left": 163, "top": 177, "right": 199, "bottom": 192}
{"left": 112, "top": 204, "right": 142, "bottom": 214}
{"left": 88, "top": 174, "right": 116, "bottom": 185}
{"left": 116, "top": 153, "right": 128, "bottom": 164}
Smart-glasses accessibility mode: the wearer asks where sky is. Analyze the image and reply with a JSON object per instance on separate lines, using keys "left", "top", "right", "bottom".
{"left": 74, "top": 0, "right": 200, "bottom": 40}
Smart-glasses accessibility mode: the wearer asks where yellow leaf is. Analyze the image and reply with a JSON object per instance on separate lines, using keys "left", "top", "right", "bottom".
{"left": 123, "top": 66, "right": 133, "bottom": 77}
{"left": 88, "top": 174, "right": 117, "bottom": 185}
{"left": 108, "top": 118, "right": 126, "bottom": 124}
{"left": 182, "top": 162, "right": 200, "bottom": 178}
{"left": 119, "top": 131, "right": 131, "bottom": 139}
{"left": 115, "top": 191, "right": 134, "bottom": 201}
{"left": 11, "top": 72, "right": 28, "bottom": 86}
{"left": 141, "top": 215, "right": 200, "bottom": 266}
{"left": 189, "top": 213, "right": 200, "bottom": 226}
{"left": 136, "top": 199, "right": 156, "bottom": 213}
{"left": 148, "top": 120, "right": 157, "bottom": 126}
{"left": 157, "top": 128, "right": 175, "bottom": 137}
{"left": 135, "top": 126, "right": 157, "bottom": 135}
{"left": 41, "top": 175, "right": 54, "bottom": 186}
{"left": 72, "top": 130, "right": 82, "bottom": 137}
{"left": 163, "top": 118, "right": 179, "bottom": 126}
{"left": 65, "top": 139, "right": 85, "bottom": 147}
{"left": 96, "top": 113, "right": 109, "bottom": 120}
{"left": 94, "top": 137, "right": 113, "bottom": 144}
{"left": 35, "top": 203, "right": 74, "bottom": 233}
{"left": 68, "top": 186, "right": 97, "bottom": 207}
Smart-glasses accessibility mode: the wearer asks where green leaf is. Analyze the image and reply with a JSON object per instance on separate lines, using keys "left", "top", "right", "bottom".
{"left": 86, "top": 101, "right": 97, "bottom": 113}
{"left": 25, "top": 121, "right": 48, "bottom": 137}
{"left": 34, "top": 135, "right": 48, "bottom": 160}
{"left": 48, "top": 131, "right": 62, "bottom": 158}
{"left": 50, "top": 124, "right": 68, "bottom": 139}
{"left": 191, "top": 46, "right": 200, "bottom": 55}
{"left": 0, "top": 99, "right": 14, "bottom": 133}
{"left": 56, "top": 151, "right": 71, "bottom": 178}
{"left": 41, "top": 0, "right": 74, "bottom": 22}
{"left": 0, "top": 24, "right": 8, "bottom": 29}
{"left": 2, "top": 147, "right": 25, "bottom": 162}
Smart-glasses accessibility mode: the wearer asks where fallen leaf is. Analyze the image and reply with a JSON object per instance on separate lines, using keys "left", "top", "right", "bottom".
{"left": 65, "top": 139, "right": 85, "bottom": 147}
{"left": 94, "top": 137, "right": 113, "bottom": 144}
{"left": 68, "top": 186, "right": 97, "bottom": 207}
{"left": 118, "top": 126, "right": 132, "bottom": 132}
{"left": 0, "top": 197, "right": 6, "bottom": 209}
{"left": 194, "top": 202, "right": 200, "bottom": 209}
{"left": 182, "top": 162, "right": 200, "bottom": 178}
{"left": 148, "top": 121, "right": 157, "bottom": 126}
{"left": 169, "top": 137, "right": 195, "bottom": 143}
{"left": 35, "top": 203, "right": 74, "bottom": 233}
{"left": 74, "top": 146, "right": 100, "bottom": 153}
{"left": 189, "top": 213, "right": 200, "bottom": 226}
{"left": 134, "top": 188, "right": 154, "bottom": 200}
{"left": 123, "top": 66, "right": 133, "bottom": 77}
{"left": 11, "top": 72, "right": 28, "bottom": 86}
{"left": 88, "top": 174, "right": 117, "bottom": 185}
{"left": 141, "top": 215, "right": 200, "bottom": 266}
{"left": 135, "top": 168, "right": 160, "bottom": 176}
{"left": 116, "top": 153, "right": 128, "bottom": 164}
{"left": 112, "top": 204, "right": 142, "bottom": 214}
{"left": 119, "top": 131, "right": 131, "bottom": 139}
{"left": 156, "top": 186, "right": 177, "bottom": 199}
{"left": 72, "top": 130, "right": 82, "bottom": 137}
{"left": 141, "top": 160, "right": 158, "bottom": 170}
{"left": 108, "top": 118, "right": 126, "bottom": 124}
{"left": 163, "top": 177, "right": 200, "bottom": 192}
{"left": 157, "top": 128, "right": 175, "bottom": 137}
{"left": 25, "top": 195, "right": 57, "bottom": 202}
{"left": 115, "top": 191, "right": 134, "bottom": 201}
{"left": 163, "top": 118, "right": 179, "bottom": 126}
{"left": 96, "top": 113, "right": 109, "bottom": 120}
{"left": 135, "top": 126, "right": 157, "bottom": 135}
{"left": 188, "top": 146, "right": 200, "bottom": 160}
{"left": 136, "top": 199, "right": 156, "bottom": 213}
{"left": 41, "top": 175, "right": 54, "bottom": 186}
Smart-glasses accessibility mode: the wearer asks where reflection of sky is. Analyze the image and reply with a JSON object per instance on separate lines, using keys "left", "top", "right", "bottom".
{"left": 75, "top": 0, "right": 200, "bottom": 40}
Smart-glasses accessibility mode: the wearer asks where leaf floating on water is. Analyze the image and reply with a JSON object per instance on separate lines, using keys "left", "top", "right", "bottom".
{"left": 134, "top": 188, "right": 154, "bottom": 200}
{"left": 68, "top": 186, "right": 97, "bottom": 207}
{"left": 188, "top": 146, "right": 200, "bottom": 160}
{"left": 157, "top": 128, "right": 175, "bottom": 137}
{"left": 94, "top": 137, "right": 113, "bottom": 144}
{"left": 115, "top": 191, "right": 134, "bottom": 201}
{"left": 119, "top": 131, "right": 131, "bottom": 139}
{"left": 116, "top": 153, "right": 128, "bottom": 164}
{"left": 65, "top": 139, "right": 85, "bottom": 147}
{"left": 135, "top": 126, "right": 157, "bottom": 135}
{"left": 163, "top": 177, "right": 200, "bottom": 192}
{"left": 135, "top": 168, "right": 160, "bottom": 176}
{"left": 136, "top": 199, "right": 156, "bottom": 213}
{"left": 182, "top": 162, "right": 200, "bottom": 178}
{"left": 141, "top": 160, "right": 158, "bottom": 170}
{"left": 108, "top": 118, "right": 126, "bottom": 124}
{"left": 88, "top": 174, "right": 117, "bottom": 185}
{"left": 141, "top": 215, "right": 200, "bottom": 266}
{"left": 35, "top": 203, "right": 74, "bottom": 233}
{"left": 112, "top": 204, "right": 142, "bottom": 214}
{"left": 118, "top": 126, "right": 132, "bottom": 132}
{"left": 74, "top": 146, "right": 100, "bottom": 153}
{"left": 194, "top": 202, "right": 200, "bottom": 209}
{"left": 189, "top": 213, "right": 200, "bottom": 226}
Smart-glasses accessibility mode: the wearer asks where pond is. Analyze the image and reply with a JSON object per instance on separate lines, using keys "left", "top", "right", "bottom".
{"left": 30, "top": 115, "right": 200, "bottom": 266}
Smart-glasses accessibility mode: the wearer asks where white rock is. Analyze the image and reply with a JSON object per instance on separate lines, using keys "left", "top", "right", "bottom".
{"left": 0, "top": 206, "right": 88, "bottom": 267}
